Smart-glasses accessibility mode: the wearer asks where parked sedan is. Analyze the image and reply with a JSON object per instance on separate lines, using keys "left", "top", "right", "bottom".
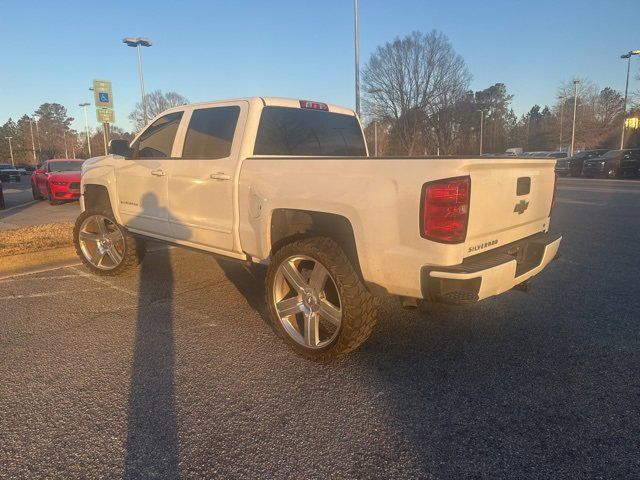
{"left": 31, "top": 159, "right": 85, "bottom": 205}
{"left": 582, "top": 149, "right": 640, "bottom": 178}
{"left": 555, "top": 149, "right": 610, "bottom": 177}
{"left": 0, "top": 163, "right": 21, "bottom": 182}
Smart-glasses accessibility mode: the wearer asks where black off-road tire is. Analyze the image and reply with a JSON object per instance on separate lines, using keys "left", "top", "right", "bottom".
{"left": 265, "top": 236, "right": 378, "bottom": 361}
{"left": 73, "top": 209, "right": 146, "bottom": 276}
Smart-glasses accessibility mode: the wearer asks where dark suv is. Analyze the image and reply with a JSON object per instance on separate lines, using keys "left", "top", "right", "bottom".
{"left": 0, "top": 163, "right": 21, "bottom": 182}
{"left": 582, "top": 149, "right": 640, "bottom": 178}
{"left": 555, "top": 149, "right": 610, "bottom": 177}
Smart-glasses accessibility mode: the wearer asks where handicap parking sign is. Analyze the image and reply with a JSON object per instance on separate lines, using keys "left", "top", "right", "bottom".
{"left": 99, "top": 92, "right": 109, "bottom": 103}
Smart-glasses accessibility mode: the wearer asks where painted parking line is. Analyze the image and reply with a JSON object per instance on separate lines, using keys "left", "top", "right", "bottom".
{"left": 0, "top": 287, "right": 102, "bottom": 301}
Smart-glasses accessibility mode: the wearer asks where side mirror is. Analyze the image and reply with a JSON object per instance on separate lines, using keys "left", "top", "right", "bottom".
{"left": 109, "top": 139, "right": 132, "bottom": 158}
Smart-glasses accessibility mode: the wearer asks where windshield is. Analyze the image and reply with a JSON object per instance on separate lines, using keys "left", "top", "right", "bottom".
{"left": 48, "top": 161, "right": 83, "bottom": 172}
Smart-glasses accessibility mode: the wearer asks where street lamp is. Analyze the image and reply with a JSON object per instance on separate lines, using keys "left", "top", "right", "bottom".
{"left": 620, "top": 50, "right": 640, "bottom": 149}
{"left": 477, "top": 109, "right": 486, "bottom": 155}
{"left": 79, "top": 102, "right": 92, "bottom": 157}
{"left": 4, "top": 137, "right": 14, "bottom": 166}
{"left": 570, "top": 79, "right": 579, "bottom": 157}
{"left": 123, "top": 36, "right": 152, "bottom": 126}
{"left": 353, "top": 1, "right": 360, "bottom": 118}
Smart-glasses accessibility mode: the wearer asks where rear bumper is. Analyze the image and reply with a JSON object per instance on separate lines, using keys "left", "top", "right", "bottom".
{"left": 420, "top": 232, "right": 561, "bottom": 304}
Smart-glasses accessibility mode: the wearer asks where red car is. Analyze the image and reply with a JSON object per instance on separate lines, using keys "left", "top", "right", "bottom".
{"left": 31, "top": 159, "right": 85, "bottom": 205}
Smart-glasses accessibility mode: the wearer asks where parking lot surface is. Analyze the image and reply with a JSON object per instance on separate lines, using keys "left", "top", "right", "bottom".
{"left": 0, "top": 179, "right": 79, "bottom": 230}
{"left": 1, "top": 178, "right": 639, "bottom": 479}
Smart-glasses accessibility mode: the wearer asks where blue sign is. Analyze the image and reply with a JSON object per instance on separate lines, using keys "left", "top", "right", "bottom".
{"left": 99, "top": 92, "right": 109, "bottom": 103}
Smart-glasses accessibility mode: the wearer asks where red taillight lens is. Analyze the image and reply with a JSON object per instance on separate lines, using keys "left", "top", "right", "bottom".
{"left": 420, "top": 176, "right": 470, "bottom": 244}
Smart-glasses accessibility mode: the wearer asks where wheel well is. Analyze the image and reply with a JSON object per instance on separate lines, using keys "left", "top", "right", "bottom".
{"left": 269, "top": 209, "right": 362, "bottom": 277}
{"left": 84, "top": 184, "right": 112, "bottom": 212}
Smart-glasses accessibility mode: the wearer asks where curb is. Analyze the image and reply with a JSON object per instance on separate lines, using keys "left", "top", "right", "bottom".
{"left": 0, "top": 246, "right": 80, "bottom": 279}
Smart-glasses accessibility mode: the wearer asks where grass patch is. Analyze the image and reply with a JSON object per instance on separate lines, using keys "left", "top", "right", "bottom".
{"left": 0, "top": 222, "right": 74, "bottom": 257}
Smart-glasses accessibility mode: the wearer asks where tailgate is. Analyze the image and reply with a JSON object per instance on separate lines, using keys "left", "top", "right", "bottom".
{"left": 463, "top": 159, "right": 555, "bottom": 257}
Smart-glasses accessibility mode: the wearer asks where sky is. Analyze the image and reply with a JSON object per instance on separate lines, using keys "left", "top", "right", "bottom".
{"left": 1, "top": 0, "right": 639, "bottom": 133}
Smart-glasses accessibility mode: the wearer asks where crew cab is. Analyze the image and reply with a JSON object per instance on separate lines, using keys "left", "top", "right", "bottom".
{"left": 0, "top": 164, "right": 21, "bottom": 183}
{"left": 74, "top": 97, "right": 561, "bottom": 360}
{"left": 583, "top": 149, "right": 640, "bottom": 178}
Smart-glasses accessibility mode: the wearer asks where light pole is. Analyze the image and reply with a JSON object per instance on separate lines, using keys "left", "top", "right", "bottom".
{"left": 620, "top": 50, "right": 640, "bottom": 149}
{"left": 79, "top": 102, "right": 92, "bottom": 157}
{"left": 570, "top": 79, "right": 579, "bottom": 157}
{"left": 5, "top": 137, "right": 14, "bottom": 166}
{"left": 123, "top": 37, "right": 152, "bottom": 126}
{"left": 558, "top": 94, "right": 565, "bottom": 151}
{"left": 33, "top": 115, "right": 41, "bottom": 154}
{"left": 354, "top": 0, "right": 360, "bottom": 118}
{"left": 29, "top": 118, "right": 37, "bottom": 163}
{"left": 477, "top": 109, "right": 486, "bottom": 155}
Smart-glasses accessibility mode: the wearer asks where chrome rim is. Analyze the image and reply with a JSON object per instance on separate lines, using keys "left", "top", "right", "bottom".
{"left": 78, "top": 214, "right": 125, "bottom": 270}
{"left": 272, "top": 255, "right": 342, "bottom": 349}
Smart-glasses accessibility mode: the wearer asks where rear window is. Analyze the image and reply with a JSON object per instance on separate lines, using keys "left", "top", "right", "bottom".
{"left": 182, "top": 106, "right": 240, "bottom": 159}
{"left": 253, "top": 107, "right": 366, "bottom": 156}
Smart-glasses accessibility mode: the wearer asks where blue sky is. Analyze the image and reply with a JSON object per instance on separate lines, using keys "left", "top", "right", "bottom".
{"left": 1, "top": 0, "right": 638, "bottom": 133}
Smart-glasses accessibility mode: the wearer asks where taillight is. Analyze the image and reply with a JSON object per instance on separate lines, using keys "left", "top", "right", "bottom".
{"left": 420, "top": 176, "right": 470, "bottom": 244}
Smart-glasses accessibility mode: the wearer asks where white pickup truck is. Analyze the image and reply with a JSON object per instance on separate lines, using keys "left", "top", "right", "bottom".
{"left": 74, "top": 97, "right": 561, "bottom": 360}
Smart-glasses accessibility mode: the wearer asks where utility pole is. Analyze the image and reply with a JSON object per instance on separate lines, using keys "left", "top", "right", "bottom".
{"left": 620, "top": 50, "right": 640, "bottom": 149}
{"left": 29, "top": 118, "right": 37, "bottom": 162}
{"left": 570, "top": 79, "right": 579, "bottom": 157}
{"left": 354, "top": 0, "right": 360, "bottom": 118}
{"left": 477, "top": 109, "right": 485, "bottom": 155}
{"left": 558, "top": 94, "right": 565, "bottom": 151}
{"left": 5, "top": 137, "right": 15, "bottom": 166}
{"left": 374, "top": 121, "right": 378, "bottom": 156}
{"left": 63, "top": 130, "right": 68, "bottom": 158}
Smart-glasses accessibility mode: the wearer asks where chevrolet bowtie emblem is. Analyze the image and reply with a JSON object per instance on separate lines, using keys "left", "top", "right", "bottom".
{"left": 513, "top": 199, "right": 529, "bottom": 214}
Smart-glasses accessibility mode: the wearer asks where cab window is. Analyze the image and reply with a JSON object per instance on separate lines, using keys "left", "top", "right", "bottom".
{"left": 130, "top": 112, "right": 183, "bottom": 159}
{"left": 181, "top": 106, "right": 240, "bottom": 159}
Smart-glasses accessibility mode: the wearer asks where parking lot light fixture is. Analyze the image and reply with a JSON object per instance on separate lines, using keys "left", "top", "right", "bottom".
{"left": 620, "top": 50, "right": 640, "bottom": 149}
{"left": 79, "top": 102, "right": 92, "bottom": 157}
{"left": 477, "top": 109, "right": 486, "bottom": 155}
{"left": 123, "top": 36, "right": 152, "bottom": 126}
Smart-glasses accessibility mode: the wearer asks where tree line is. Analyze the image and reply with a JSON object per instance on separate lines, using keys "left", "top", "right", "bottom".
{"left": 362, "top": 31, "right": 640, "bottom": 155}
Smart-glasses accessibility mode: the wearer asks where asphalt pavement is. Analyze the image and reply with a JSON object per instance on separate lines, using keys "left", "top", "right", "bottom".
{"left": 0, "top": 178, "right": 80, "bottom": 230}
{"left": 1, "top": 177, "right": 639, "bottom": 479}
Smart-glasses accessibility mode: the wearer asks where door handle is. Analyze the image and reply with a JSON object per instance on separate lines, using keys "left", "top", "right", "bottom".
{"left": 151, "top": 169, "right": 166, "bottom": 176}
{"left": 210, "top": 172, "right": 231, "bottom": 181}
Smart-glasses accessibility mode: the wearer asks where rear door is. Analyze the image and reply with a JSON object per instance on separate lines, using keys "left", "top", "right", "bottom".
{"left": 463, "top": 159, "right": 555, "bottom": 257}
{"left": 115, "top": 111, "right": 183, "bottom": 237}
{"left": 168, "top": 101, "right": 246, "bottom": 251}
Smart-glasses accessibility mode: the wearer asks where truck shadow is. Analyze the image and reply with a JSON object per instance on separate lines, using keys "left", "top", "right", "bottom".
{"left": 123, "top": 193, "right": 183, "bottom": 480}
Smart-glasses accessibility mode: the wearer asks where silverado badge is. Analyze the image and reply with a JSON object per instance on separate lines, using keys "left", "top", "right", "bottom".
{"left": 513, "top": 199, "right": 529, "bottom": 214}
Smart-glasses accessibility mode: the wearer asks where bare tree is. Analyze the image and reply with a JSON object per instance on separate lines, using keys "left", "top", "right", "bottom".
{"left": 129, "top": 90, "right": 189, "bottom": 131}
{"left": 362, "top": 30, "right": 471, "bottom": 155}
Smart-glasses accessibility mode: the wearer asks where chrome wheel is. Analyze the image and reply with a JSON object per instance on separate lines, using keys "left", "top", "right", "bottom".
{"left": 78, "top": 214, "right": 125, "bottom": 270}
{"left": 272, "top": 255, "right": 342, "bottom": 349}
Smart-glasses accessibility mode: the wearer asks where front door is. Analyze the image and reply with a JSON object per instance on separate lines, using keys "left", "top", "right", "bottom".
{"left": 115, "top": 111, "right": 183, "bottom": 237}
{"left": 168, "top": 102, "right": 246, "bottom": 251}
